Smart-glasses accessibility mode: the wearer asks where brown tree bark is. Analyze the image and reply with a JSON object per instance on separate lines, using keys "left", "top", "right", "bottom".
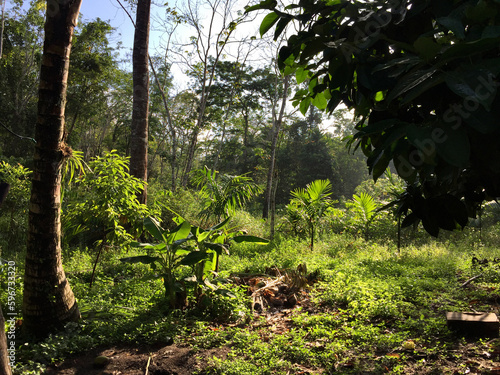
{"left": 130, "top": 0, "right": 151, "bottom": 204}
{"left": 22, "top": 0, "right": 82, "bottom": 339}
{"left": 0, "top": 306, "right": 11, "bottom": 375}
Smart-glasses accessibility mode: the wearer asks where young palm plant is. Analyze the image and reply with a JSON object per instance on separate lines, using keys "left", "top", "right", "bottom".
{"left": 351, "top": 192, "right": 378, "bottom": 239}
{"left": 287, "top": 179, "right": 334, "bottom": 250}
{"left": 192, "top": 166, "right": 262, "bottom": 224}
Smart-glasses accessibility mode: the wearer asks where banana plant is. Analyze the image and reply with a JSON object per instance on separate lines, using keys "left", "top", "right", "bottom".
{"left": 121, "top": 216, "right": 268, "bottom": 309}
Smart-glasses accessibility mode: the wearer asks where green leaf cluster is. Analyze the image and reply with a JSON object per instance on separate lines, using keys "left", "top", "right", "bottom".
{"left": 286, "top": 179, "right": 335, "bottom": 250}
{"left": 121, "top": 216, "right": 268, "bottom": 309}
{"left": 250, "top": 0, "right": 500, "bottom": 236}
{"left": 63, "top": 150, "right": 150, "bottom": 248}
{"left": 192, "top": 166, "right": 263, "bottom": 224}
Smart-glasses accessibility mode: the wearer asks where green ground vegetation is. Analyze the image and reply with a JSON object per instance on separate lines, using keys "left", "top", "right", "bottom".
{"left": 1, "top": 156, "right": 500, "bottom": 374}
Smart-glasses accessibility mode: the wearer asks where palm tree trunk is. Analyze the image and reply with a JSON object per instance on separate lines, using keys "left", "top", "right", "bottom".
{"left": 130, "top": 0, "right": 151, "bottom": 204}
{"left": 22, "top": 0, "right": 82, "bottom": 339}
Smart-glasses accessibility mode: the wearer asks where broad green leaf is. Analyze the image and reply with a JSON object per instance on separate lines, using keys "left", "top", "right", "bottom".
{"left": 387, "top": 68, "right": 438, "bottom": 103}
{"left": 232, "top": 235, "right": 269, "bottom": 245}
{"left": 296, "top": 67, "right": 309, "bottom": 84}
{"left": 209, "top": 217, "right": 230, "bottom": 231}
{"left": 179, "top": 251, "right": 212, "bottom": 266}
{"left": 300, "top": 97, "right": 311, "bottom": 115}
{"left": 312, "top": 92, "right": 327, "bottom": 110}
{"left": 196, "top": 230, "right": 210, "bottom": 243}
{"left": 274, "top": 16, "right": 291, "bottom": 40}
{"left": 168, "top": 220, "right": 191, "bottom": 243}
{"left": 175, "top": 249, "right": 190, "bottom": 257}
{"left": 413, "top": 37, "right": 442, "bottom": 61}
{"left": 444, "top": 70, "right": 496, "bottom": 110}
{"left": 260, "top": 12, "right": 279, "bottom": 37}
{"left": 438, "top": 37, "right": 500, "bottom": 63}
{"left": 144, "top": 216, "right": 165, "bottom": 242}
{"left": 130, "top": 242, "right": 166, "bottom": 251}
{"left": 245, "top": 0, "right": 277, "bottom": 13}
{"left": 204, "top": 242, "right": 228, "bottom": 255}
{"left": 371, "top": 153, "right": 391, "bottom": 182}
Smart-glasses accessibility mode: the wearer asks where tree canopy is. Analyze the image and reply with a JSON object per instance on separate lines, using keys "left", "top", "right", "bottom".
{"left": 249, "top": 0, "right": 500, "bottom": 236}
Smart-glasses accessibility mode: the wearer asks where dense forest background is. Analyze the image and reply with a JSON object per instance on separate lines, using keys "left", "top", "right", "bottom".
{"left": 0, "top": 0, "right": 368, "bottom": 209}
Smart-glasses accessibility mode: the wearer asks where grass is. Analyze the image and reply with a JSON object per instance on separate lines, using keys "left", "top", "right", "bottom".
{"left": 5, "top": 221, "right": 500, "bottom": 374}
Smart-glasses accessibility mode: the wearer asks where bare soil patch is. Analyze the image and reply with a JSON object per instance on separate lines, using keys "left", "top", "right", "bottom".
{"left": 44, "top": 343, "right": 230, "bottom": 375}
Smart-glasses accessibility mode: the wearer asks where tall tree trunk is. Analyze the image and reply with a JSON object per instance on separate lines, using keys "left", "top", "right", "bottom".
{"left": 22, "top": 0, "right": 82, "bottom": 339}
{"left": 130, "top": 0, "right": 151, "bottom": 204}
{"left": 262, "top": 76, "right": 289, "bottom": 219}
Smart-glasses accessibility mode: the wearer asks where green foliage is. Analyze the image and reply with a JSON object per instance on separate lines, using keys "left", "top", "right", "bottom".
{"left": 121, "top": 216, "right": 268, "bottom": 309}
{"left": 285, "top": 179, "right": 335, "bottom": 250}
{"left": 63, "top": 151, "right": 151, "bottom": 249}
{"left": 346, "top": 192, "right": 378, "bottom": 239}
{"left": 0, "top": 1, "right": 43, "bottom": 158}
{"left": 192, "top": 166, "right": 263, "bottom": 224}
{"left": 11, "top": 217, "right": 500, "bottom": 374}
{"left": 0, "top": 160, "right": 31, "bottom": 255}
{"left": 250, "top": 0, "right": 500, "bottom": 236}
{"left": 275, "top": 114, "right": 346, "bottom": 205}
{"left": 147, "top": 185, "right": 202, "bottom": 229}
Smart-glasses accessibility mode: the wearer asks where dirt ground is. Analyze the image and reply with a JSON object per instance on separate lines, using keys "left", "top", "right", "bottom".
{"left": 44, "top": 343, "right": 229, "bottom": 375}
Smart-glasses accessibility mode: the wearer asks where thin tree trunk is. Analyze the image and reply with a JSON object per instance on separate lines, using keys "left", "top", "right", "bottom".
{"left": 241, "top": 112, "right": 250, "bottom": 173}
{"left": 23, "top": 0, "right": 82, "bottom": 339}
{"left": 270, "top": 173, "right": 278, "bottom": 240}
{"left": 149, "top": 62, "right": 177, "bottom": 191}
{"left": 181, "top": 128, "right": 200, "bottom": 187}
{"left": 0, "top": 0, "right": 5, "bottom": 59}
{"left": 0, "top": 306, "right": 11, "bottom": 375}
{"left": 263, "top": 76, "right": 289, "bottom": 219}
{"left": 130, "top": 0, "right": 151, "bottom": 204}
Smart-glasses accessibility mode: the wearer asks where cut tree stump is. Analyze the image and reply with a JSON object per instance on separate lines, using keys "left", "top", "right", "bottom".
{"left": 446, "top": 312, "right": 499, "bottom": 338}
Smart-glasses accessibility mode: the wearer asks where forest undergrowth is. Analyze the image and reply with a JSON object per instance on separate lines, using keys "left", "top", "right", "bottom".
{"left": 4, "top": 218, "right": 500, "bottom": 374}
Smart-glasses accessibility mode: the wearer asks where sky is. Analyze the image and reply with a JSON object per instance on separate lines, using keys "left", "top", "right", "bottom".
{"left": 77, "top": 0, "right": 263, "bottom": 87}
{"left": 79, "top": 0, "right": 158, "bottom": 61}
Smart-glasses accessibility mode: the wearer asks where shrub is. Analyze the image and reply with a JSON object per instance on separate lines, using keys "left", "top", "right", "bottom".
{"left": 62, "top": 150, "right": 150, "bottom": 250}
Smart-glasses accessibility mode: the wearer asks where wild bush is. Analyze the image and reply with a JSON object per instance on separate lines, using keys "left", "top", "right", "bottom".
{"left": 62, "top": 150, "right": 151, "bottom": 250}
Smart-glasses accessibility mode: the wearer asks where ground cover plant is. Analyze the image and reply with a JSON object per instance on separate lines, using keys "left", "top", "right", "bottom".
{"left": 6, "top": 213, "right": 500, "bottom": 374}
